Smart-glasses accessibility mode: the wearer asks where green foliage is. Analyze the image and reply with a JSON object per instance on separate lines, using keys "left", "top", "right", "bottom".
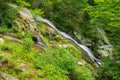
{"left": 23, "top": 37, "right": 33, "bottom": 50}
{"left": 38, "top": 0, "right": 89, "bottom": 34}
{"left": 38, "top": 64, "right": 69, "bottom": 80}
{"left": 86, "top": 1, "right": 120, "bottom": 80}
{"left": 16, "top": 0, "right": 30, "bottom": 7}
{"left": 96, "top": 57, "right": 120, "bottom": 80}
{"left": 86, "top": 1, "right": 120, "bottom": 45}
{"left": 0, "top": 0, "right": 30, "bottom": 34}
{"left": 31, "top": 9, "right": 44, "bottom": 16}
{"left": 0, "top": 26, "right": 9, "bottom": 34}
{"left": 0, "top": 41, "right": 38, "bottom": 79}
{"left": 0, "top": 37, "right": 95, "bottom": 80}
{"left": 1, "top": 0, "right": 116, "bottom": 80}
{"left": 34, "top": 47, "right": 95, "bottom": 80}
{"left": 0, "top": 2, "right": 16, "bottom": 28}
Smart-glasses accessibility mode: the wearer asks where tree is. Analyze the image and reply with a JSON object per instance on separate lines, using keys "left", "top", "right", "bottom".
{"left": 38, "top": 0, "right": 88, "bottom": 35}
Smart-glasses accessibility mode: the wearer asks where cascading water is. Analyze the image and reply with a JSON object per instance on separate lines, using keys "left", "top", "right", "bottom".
{"left": 36, "top": 16, "right": 102, "bottom": 66}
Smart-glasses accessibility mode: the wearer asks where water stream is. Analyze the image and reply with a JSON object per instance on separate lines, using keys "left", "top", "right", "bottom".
{"left": 36, "top": 16, "right": 102, "bottom": 66}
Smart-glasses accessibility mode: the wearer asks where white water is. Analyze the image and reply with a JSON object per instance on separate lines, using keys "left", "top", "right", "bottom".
{"left": 36, "top": 16, "right": 102, "bottom": 66}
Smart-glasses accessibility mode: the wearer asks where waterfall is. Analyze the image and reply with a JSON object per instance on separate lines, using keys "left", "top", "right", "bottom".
{"left": 36, "top": 16, "right": 102, "bottom": 66}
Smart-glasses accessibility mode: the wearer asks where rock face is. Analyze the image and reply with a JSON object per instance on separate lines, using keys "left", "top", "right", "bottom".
{"left": 17, "top": 8, "right": 38, "bottom": 32}
{"left": 32, "top": 33, "right": 46, "bottom": 52}
{"left": 0, "top": 72, "right": 18, "bottom": 80}
{"left": 74, "top": 27, "right": 113, "bottom": 57}
{"left": 96, "top": 27, "right": 113, "bottom": 57}
{"left": 13, "top": 7, "right": 46, "bottom": 52}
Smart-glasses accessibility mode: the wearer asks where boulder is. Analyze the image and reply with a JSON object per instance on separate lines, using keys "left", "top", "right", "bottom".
{"left": 97, "top": 45, "right": 113, "bottom": 57}
{"left": 18, "top": 8, "right": 38, "bottom": 32}
{"left": 3, "top": 36, "right": 23, "bottom": 43}
{"left": 0, "top": 72, "right": 18, "bottom": 80}
{"left": 31, "top": 33, "right": 46, "bottom": 52}
{"left": 96, "top": 27, "right": 113, "bottom": 57}
{"left": 13, "top": 8, "right": 38, "bottom": 32}
{"left": 97, "top": 50, "right": 109, "bottom": 57}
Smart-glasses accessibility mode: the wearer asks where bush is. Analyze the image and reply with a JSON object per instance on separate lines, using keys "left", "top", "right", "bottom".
{"left": 33, "top": 47, "right": 95, "bottom": 80}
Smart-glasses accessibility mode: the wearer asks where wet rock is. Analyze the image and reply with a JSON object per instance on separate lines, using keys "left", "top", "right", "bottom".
{"left": 0, "top": 72, "right": 18, "bottom": 80}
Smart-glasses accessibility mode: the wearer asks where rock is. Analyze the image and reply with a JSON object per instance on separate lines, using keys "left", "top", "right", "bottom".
{"left": 41, "top": 26, "right": 57, "bottom": 41}
{"left": 12, "top": 7, "right": 38, "bottom": 32}
{"left": 97, "top": 50, "right": 109, "bottom": 57}
{"left": 0, "top": 72, "right": 18, "bottom": 80}
{"left": 3, "top": 36, "right": 23, "bottom": 44}
{"left": 97, "top": 45, "right": 113, "bottom": 57}
{"left": 44, "top": 26, "right": 55, "bottom": 35}
{"left": 13, "top": 20, "right": 21, "bottom": 31}
{"left": 100, "top": 45, "right": 113, "bottom": 51}
{"left": 97, "top": 27, "right": 110, "bottom": 45}
{"left": 59, "top": 44, "right": 73, "bottom": 48}
{"left": 19, "top": 63, "right": 38, "bottom": 80}
{"left": 31, "top": 33, "right": 46, "bottom": 49}
{"left": 18, "top": 8, "right": 38, "bottom": 32}
{"left": 73, "top": 32, "right": 92, "bottom": 46}
{"left": 77, "top": 61, "right": 84, "bottom": 66}
{"left": 74, "top": 27, "right": 113, "bottom": 57}
{"left": 74, "top": 33, "right": 91, "bottom": 47}
{"left": 33, "top": 44, "right": 46, "bottom": 53}
{"left": 0, "top": 38, "right": 4, "bottom": 44}
{"left": 96, "top": 27, "right": 113, "bottom": 56}
{"left": 12, "top": 7, "right": 46, "bottom": 52}
{"left": 17, "top": 8, "right": 46, "bottom": 51}
{"left": 20, "top": 63, "right": 29, "bottom": 72}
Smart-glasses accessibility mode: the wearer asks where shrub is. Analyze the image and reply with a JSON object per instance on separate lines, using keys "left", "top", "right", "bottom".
{"left": 33, "top": 47, "right": 95, "bottom": 80}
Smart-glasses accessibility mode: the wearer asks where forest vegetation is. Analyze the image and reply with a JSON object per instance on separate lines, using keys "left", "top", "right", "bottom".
{"left": 0, "top": 0, "right": 120, "bottom": 80}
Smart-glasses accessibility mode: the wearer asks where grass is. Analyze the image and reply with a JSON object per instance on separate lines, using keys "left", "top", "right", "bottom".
{"left": 0, "top": 38, "right": 95, "bottom": 80}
